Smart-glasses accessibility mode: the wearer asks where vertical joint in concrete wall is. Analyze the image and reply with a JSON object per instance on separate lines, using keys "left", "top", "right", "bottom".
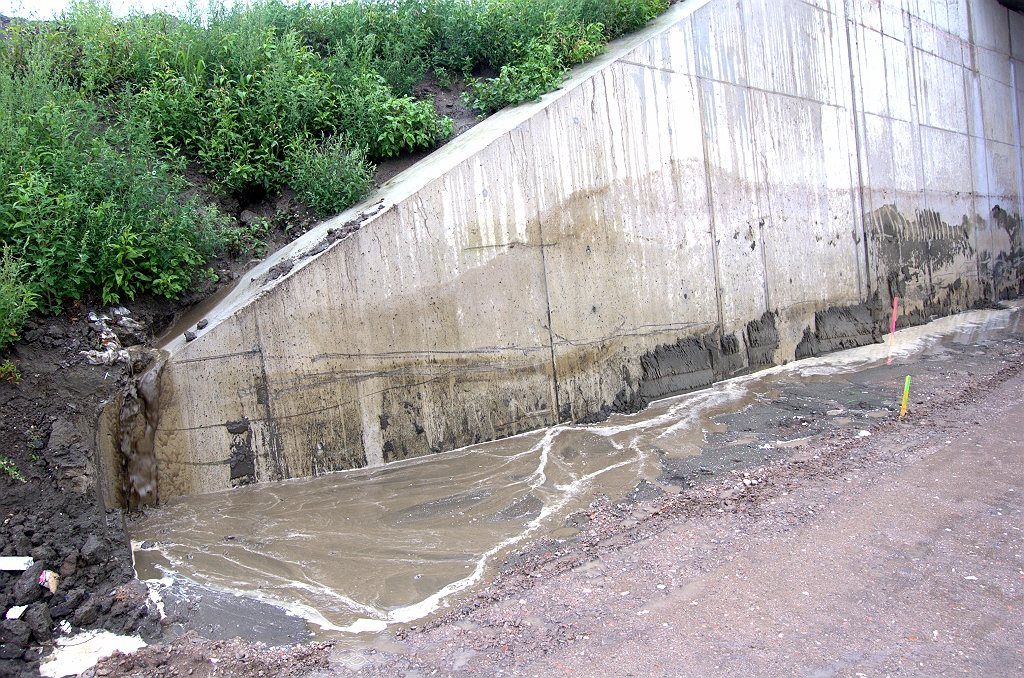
{"left": 251, "top": 315, "right": 288, "bottom": 481}
{"left": 694, "top": 60, "right": 727, "bottom": 339}
{"left": 842, "top": 0, "right": 871, "bottom": 300}
{"left": 536, "top": 207, "right": 564, "bottom": 423}
{"left": 758, "top": 218, "right": 772, "bottom": 313}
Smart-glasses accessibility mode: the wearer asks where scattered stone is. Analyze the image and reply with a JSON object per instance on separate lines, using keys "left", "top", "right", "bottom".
{"left": 59, "top": 552, "right": 78, "bottom": 579}
{"left": 29, "top": 545, "right": 57, "bottom": 567}
{"left": 73, "top": 598, "right": 101, "bottom": 626}
{"left": 196, "top": 319, "right": 209, "bottom": 330}
{"left": 13, "top": 563, "right": 45, "bottom": 605}
{"left": 184, "top": 330, "right": 197, "bottom": 342}
{"left": 80, "top": 534, "right": 109, "bottom": 566}
{"left": 0, "top": 620, "right": 30, "bottom": 648}
{"left": 23, "top": 603, "right": 51, "bottom": 642}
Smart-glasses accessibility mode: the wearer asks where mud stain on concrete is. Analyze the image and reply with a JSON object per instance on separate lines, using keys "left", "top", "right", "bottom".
{"left": 226, "top": 419, "right": 255, "bottom": 486}
{"left": 992, "top": 204, "right": 1023, "bottom": 300}
{"left": 578, "top": 330, "right": 750, "bottom": 424}
{"left": 864, "top": 204, "right": 976, "bottom": 312}
{"left": 745, "top": 312, "right": 780, "bottom": 366}
{"left": 118, "top": 352, "right": 168, "bottom": 510}
{"left": 794, "top": 304, "right": 881, "bottom": 360}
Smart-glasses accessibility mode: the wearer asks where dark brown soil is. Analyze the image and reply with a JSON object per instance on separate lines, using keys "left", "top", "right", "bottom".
{"left": 1, "top": 309, "right": 159, "bottom": 678}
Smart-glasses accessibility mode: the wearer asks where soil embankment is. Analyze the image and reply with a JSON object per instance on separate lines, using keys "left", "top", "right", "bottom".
{"left": 0, "top": 310, "right": 164, "bottom": 677}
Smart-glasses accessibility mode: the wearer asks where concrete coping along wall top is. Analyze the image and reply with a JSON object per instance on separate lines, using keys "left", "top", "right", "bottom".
{"left": 157, "top": 0, "right": 715, "bottom": 359}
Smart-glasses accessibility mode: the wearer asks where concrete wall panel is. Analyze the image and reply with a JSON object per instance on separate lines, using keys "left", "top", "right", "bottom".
{"left": 743, "top": 0, "right": 845, "bottom": 105}
{"left": 626, "top": 19, "right": 697, "bottom": 75}
{"left": 699, "top": 79, "right": 769, "bottom": 332}
{"left": 883, "top": 33, "right": 914, "bottom": 122}
{"left": 981, "top": 76, "right": 1017, "bottom": 144}
{"left": 692, "top": 0, "right": 748, "bottom": 86}
{"left": 540, "top": 63, "right": 720, "bottom": 420}
{"left": 1011, "top": 10, "right": 1024, "bottom": 58}
{"left": 970, "top": 0, "right": 1011, "bottom": 54}
{"left": 133, "top": 0, "right": 1023, "bottom": 502}
{"left": 914, "top": 49, "right": 969, "bottom": 134}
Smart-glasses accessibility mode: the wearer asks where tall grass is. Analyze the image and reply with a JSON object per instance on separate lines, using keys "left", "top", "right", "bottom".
{"left": 0, "top": 0, "right": 668, "bottom": 340}
{"left": 0, "top": 48, "right": 231, "bottom": 310}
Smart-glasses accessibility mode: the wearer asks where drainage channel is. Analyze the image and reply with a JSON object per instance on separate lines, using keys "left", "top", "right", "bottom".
{"left": 127, "top": 302, "right": 1024, "bottom": 645}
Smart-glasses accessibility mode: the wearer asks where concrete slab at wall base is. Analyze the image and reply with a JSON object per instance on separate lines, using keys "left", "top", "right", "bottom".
{"left": 124, "top": 0, "right": 1024, "bottom": 501}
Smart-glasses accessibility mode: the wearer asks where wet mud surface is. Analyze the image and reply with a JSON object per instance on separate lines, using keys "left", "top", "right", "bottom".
{"left": 58, "top": 301, "right": 1024, "bottom": 677}
{"left": 71, "top": 304, "right": 1020, "bottom": 678}
{"left": 341, "top": 308, "right": 1024, "bottom": 677}
{"left": 3, "top": 302, "right": 1023, "bottom": 677}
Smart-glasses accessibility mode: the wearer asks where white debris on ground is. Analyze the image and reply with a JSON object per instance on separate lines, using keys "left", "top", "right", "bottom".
{"left": 79, "top": 309, "right": 140, "bottom": 365}
{"left": 38, "top": 630, "right": 146, "bottom": 678}
{"left": 0, "top": 556, "right": 34, "bottom": 571}
{"left": 5, "top": 605, "right": 27, "bottom": 620}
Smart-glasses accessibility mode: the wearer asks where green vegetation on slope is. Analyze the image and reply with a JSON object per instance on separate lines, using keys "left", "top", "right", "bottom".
{"left": 0, "top": 0, "right": 668, "bottom": 340}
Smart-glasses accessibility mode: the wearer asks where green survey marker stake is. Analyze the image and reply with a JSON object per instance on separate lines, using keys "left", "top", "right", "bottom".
{"left": 900, "top": 375, "right": 911, "bottom": 418}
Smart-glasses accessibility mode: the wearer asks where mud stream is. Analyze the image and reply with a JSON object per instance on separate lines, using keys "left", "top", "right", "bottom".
{"left": 129, "top": 303, "right": 1023, "bottom": 643}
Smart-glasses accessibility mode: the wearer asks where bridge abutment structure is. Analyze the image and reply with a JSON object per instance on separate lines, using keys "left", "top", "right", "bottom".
{"left": 107, "top": 0, "right": 1024, "bottom": 502}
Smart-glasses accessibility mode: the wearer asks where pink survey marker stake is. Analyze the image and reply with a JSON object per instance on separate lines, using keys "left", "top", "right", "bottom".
{"left": 887, "top": 296, "right": 899, "bottom": 366}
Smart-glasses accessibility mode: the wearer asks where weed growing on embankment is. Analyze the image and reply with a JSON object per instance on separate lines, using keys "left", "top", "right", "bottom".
{"left": 0, "top": 0, "right": 667, "bottom": 340}
{"left": 0, "top": 453, "right": 25, "bottom": 482}
{"left": 0, "top": 358, "right": 21, "bottom": 383}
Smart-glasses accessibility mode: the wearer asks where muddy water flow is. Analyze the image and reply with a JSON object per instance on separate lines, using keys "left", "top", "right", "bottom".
{"left": 129, "top": 303, "right": 1023, "bottom": 643}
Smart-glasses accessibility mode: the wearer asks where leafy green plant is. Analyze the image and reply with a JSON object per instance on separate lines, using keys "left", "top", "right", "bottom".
{"left": 0, "top": 454, "right": 26, "bottom": 482}
{"left": 221, "top": 218, "right": 274, "bottom": 259}
{"left": 0, "top": 247, "right": 38, "bottom": 350}
{"left": 288, "top": 135, "right": 376, "bottom": 218}
{"left": 0, "top": 359, "right": 22, "bottom": 383}
{"left": 466, "top": 17, "right": 608, "bottom": 114}
{"left": 0, "top": 50, "right": 230, "bottom": 309}
{"left": 374, "top": 96, "right": 454, "bottom": 158}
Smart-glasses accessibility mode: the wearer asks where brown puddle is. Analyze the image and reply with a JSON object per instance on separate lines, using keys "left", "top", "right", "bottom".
{"left": 129, "top": 302, "right": 1022, "bottom": 639}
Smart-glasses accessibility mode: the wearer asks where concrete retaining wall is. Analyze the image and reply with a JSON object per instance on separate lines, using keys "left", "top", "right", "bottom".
{"left": 146, "top": 0, "right": 1024, "bottom": 499}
